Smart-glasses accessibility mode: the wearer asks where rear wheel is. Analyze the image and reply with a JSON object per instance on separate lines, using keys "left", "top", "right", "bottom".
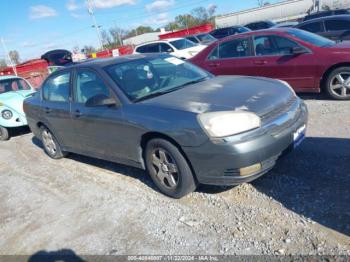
{"left": 325, "top": 67, "right": 350, "bottom": 100}
{"left": 0, "top": 126, "right": 10, "bottom": 141}
{"left": 40, "top": 126, "right": 67, "bottom": 159}
{"left": 145, "top": 138, "right": 197, "bottom": 198}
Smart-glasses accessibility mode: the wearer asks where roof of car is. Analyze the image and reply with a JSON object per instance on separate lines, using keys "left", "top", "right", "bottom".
{"left": 64, "top": 53, "right": 165, "bottom": 69}
{"left": 134, "top": 38, "right": 183, "bottom": 47}
{"left": 298, "top": 14, "right": 350, "bottom": 25}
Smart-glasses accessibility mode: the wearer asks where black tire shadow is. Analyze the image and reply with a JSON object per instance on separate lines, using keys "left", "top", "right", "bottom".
{"left": 28, "top": 249, "right": 85, "bottom": 262}
{"left": 252, "top": 137, "right": 350, "bottom": 236}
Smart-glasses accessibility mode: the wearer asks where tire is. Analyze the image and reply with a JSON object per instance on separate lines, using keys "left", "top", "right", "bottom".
{"left": 145, "top": 138, "right": 197, "bottom": 198}
{"left": 325, "top": 67, "right": 350, "bottom": 100}
{"left": 0, "top": 126, "right": 10, "bottom": 141}
{"left": 40, "top": 126, "right": 67, "bottom": 159}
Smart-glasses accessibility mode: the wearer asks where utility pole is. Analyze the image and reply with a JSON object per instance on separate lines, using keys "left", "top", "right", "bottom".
{"left": 86, "top": 0, "right": 104, "bottom": 50}
{"left": 113, "top": 21, "right": 123, "bottom": 46}
{"left": 1, "top": 38, "right": 17, "bottom": 76}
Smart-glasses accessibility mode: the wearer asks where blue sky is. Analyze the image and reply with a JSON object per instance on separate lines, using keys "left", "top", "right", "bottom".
{"left": 1, "top": 0, "right": 282, "bottom": 61}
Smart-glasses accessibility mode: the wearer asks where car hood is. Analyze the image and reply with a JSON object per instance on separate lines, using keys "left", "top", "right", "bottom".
{"left": 142, "top": 76, "right": 294, "bottom": 116}
{"left": 0, "top": 90, "right": 36, "bottom": 115}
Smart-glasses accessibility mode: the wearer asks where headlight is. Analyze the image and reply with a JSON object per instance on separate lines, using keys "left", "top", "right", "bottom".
{"left": 278, "top": 80, "right": 296, "bottom": 96}
{"left": 0, "top": 102, "right": 3, "bottom": 106}
{"left": 2, "top": 110, "right": 13, "bottom": 120}
{"left": 198, "top": 111, "right": 261, "bottom": 138}
{"left": 188, "top": 51, "right": 198, "bottom": 56}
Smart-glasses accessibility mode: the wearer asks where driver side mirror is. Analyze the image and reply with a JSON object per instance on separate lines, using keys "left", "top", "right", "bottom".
{"left": 291, "top": 46, "right": 308, "bottom": 55}
{"left": 166, "top": 48, "right": 173, "bottom": 53}
{"left": 85, "top": 94, "right": 117, "bottom": 107}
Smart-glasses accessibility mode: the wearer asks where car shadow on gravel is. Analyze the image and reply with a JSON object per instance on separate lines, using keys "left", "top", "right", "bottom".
{"left": 252, "top": 137, "right": 350, "bottom": 237}
{"left": 31, "top": 137, "right": 159, "bottom": 193}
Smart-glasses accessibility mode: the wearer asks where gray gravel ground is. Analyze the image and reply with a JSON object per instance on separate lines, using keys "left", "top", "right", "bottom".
{"left": 0, "top": 95, "right": 349, "bottom": 257}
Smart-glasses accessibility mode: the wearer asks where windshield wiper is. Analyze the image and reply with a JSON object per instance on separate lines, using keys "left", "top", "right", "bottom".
{"left": 134, "top": 77, "right": 209, "bottom": 103}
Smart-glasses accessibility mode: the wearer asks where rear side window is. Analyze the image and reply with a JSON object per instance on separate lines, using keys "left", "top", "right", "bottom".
{"left": 42, "top": 72, "right": 70, "bottom": 102}
{"left": 74, "top": 69, "right": 111, "bottom": 104}
{"left": 325, "top": 19, "right": 350, "bottom": 31}
{"left": 299, "top": 22, "right": 324, "bottom": 33}
{"left": 136, "top": 45, "right": 148, "bottom": 53}
{"left": 136, "top": 43, "right": 160, "bottom": 53}
{"left": 219, "top": 38, "right": 250, "bottom": 59}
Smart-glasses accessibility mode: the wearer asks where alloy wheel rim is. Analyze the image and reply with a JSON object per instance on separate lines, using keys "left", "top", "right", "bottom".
{"left": 330, "top": 73, "right": 350, "bottom": 98}
{"left": 151, "top": 148, "right": 179, "bottom": 189}
{"left": 42, "top": 130, "right": 57, "bottom": 155}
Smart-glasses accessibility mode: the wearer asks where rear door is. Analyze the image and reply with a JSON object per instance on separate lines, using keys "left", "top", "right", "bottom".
{"left": 40, "top": 70, "right": 75, "bottom": 147}
{"left": 251, "top": 34, "right": 317, "bottom": 91}
{"left": 70, "top": 68, "right": 126, "bottom": 158}
{"left": 202, "top": 36, "right": 257, "bottom": 76}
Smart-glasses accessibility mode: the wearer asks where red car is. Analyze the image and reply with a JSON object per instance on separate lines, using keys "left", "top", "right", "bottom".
{"left": 190, "top": 28, "right": 350, "bottom": 100}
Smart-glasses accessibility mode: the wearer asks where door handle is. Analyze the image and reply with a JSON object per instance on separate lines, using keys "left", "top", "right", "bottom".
{"left": 208, "top": 62, "right": 220, "bottom": 67}
{"left": 253, "top": 60, "right": 268, "bottom": 65}
{"left": 74, "top": 110, "right": 82, "bottom": 118}
{"left": 44, "top": 107, "right": 51, "bottom": 114}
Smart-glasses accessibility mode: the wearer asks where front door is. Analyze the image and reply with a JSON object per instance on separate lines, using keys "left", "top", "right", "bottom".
{"left": 251, "top": 34, "right": 317, "bottom": 91}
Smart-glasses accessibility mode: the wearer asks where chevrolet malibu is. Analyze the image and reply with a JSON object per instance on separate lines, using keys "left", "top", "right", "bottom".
{"left": 24, "top": 54, "right": 307, "bottom": 198}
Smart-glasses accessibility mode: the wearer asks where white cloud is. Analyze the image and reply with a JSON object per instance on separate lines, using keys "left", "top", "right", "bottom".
{"left": 146, "top": 0, "right": 174, "bottom": 12}
{"left": 92, "top": 0, "right": 135, "bottom": 9}
{"left": 29, "top": 5, "right": 58, "bottom": 19}
{"left": 145, "top": 12, "right": 169, "bottom": 25}
{"left": 66, "top": 0, "right": 80, "bottom": 11}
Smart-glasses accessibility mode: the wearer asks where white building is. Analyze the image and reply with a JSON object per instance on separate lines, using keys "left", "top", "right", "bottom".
{"left": 215, "top": 0, "right": 350, "bottom": 28}
{"left": 123, "top": 30, "right": 169, "bottom": 46}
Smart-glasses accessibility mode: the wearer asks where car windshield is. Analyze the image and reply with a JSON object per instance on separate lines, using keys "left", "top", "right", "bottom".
{"left": 169, "top": 39, "right": 197, "bottom": 50}
{"left": 286, "top": 29, "right": 335, "bottom": 47}
{"left": 106, "top": 55, "right": 211, "bottom": 102}
{"left": 238, "top": 27, "right": 251, "bottom": 33}
{"left": 0, "top": 78, "right": 31, "bottom": 94}
{"left": 196, "top": 33, "right": 216, "bottom": 42}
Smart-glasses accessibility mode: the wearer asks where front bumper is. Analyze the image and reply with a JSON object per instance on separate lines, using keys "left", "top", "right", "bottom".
{"left": 183, "top": 98, "right": 308, "bottom": 185}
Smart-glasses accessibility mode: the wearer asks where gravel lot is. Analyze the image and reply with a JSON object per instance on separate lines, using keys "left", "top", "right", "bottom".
{"left": 0, "top": 95, "right": 349, "bottom": 257}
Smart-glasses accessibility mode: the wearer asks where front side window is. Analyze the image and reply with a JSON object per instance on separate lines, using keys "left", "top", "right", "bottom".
{"left": 42, "top": 72, "right": 70, "bottom": 102}
{"left": 286, "top": 29, "right": 335, "bottom": 47}
{"left": 169, "top": 39, "right": 197, "bottom": 50}
{"left": 299, "top": 22, "right": 323, "bottom": 33}
{"left": 325, "top": 19, "right": 350, "bottom": 31}
{"left": 254, "top": 35, "right": 299, "bottom": 56}
{"left": 106, "top": 55, "right": 211, "bottom": 102}
{"left": 186, "top": 36, "right": 199, "bottom": 43}
{"left": 0, "top": 78, "right": 31, "bottom": 94}
{"left": 74, "top": 69, "right": 111, "bottom": 104}
{"left": 216, "top": 38, "right": 251, "bottom": 59}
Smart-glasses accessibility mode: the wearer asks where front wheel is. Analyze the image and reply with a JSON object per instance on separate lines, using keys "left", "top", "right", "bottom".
{"left": 145, "top": 138, "right": 197, "bottom": 198}
{"left": 325, "top": 67, "right": 350, "bottom": 100}
{"left": 0, "top": 126, "right": 10, "bottom": 141}
{"left": 40, "top": 126, "right": 67, "bottom": 159}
